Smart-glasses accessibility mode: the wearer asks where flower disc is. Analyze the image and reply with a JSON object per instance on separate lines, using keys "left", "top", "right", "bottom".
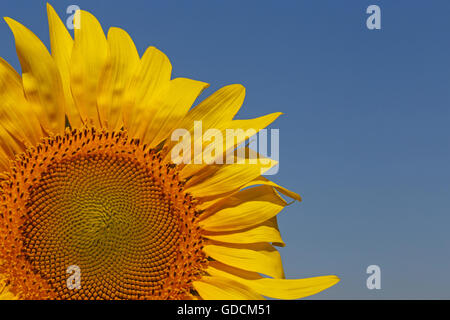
{"left": 0, "top": 129, "right": 206, "bottom": 300}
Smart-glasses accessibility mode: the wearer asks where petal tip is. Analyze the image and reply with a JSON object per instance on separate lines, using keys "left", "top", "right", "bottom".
{"left": 3, "top": 17, "right": 14, "bottom": 26}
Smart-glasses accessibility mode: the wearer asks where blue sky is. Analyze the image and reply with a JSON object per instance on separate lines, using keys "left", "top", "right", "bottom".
{"left": 0, "top": 0, "right": 449, "bottom": 299}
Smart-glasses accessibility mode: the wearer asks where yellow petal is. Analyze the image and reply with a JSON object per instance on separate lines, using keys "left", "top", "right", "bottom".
{"left": 4, "top": 17, "right": 65, "bottom": 134}
{"left": 182, "top": 84, "right": 245, "bottom": 130}
{"left": 128, "top": 46, "right": 172, "bottom": 135}
{"left": 0, "top": 287, "right": 18, "bottom": 300}
{"left": 200, "top": 185, "right": 286, "bottom": 232}
{"left": 165, "top": 84, "right": 245, "bottom": 164}
{"left": 203, "top": 242, "right": 284, "bottom": 279}
{"left": 0, "top": 126, "right": 22, "bottom": 162}
{"left": 47, "top": 3, "right": 81, "bottom": 128}
{"left": 0, "top": 109, "right": 25, "bottom": 160}
{"left": 185, "top": 155, "right": 277, "bottom": 199}
{"left": 203, "top": 217, "right": 285, "bottom": 247}
{"left": 97, "top": 27, "right": 140, "bottom": 130}
{"left": 193, "top": 276, "right": 263, "bottom": 300}
{"left": 0, "top": 57, "right": 42, "bottom": 147}
{"left": 197, "top": 175, "right": 300, "bottom": 211}
{"left": 70, "top": 10, "right": 108, "bottom": 127}
{"left": 0, "top": 149, "right": 10, "bottom": 171}
{"left": 179, "top": 112, "right": 282, "bottom": 178}
{"left": 0, "top": 273, "right": 18, "bottom": 300}
{"left": 247, "top": 176, "right": 302, "bottom": 201}
{"left": 221, "top": 112, "right": 282, "bottom": 156}
{"left": 208, "top": 261, "right": 340, "bottom": 300}
{"left": 142, "top": 77, "right": 209, "bottom": 147}
{"left": 136, "top": 46, "right": 172, "bottom": 101}
{"left": 0, "top": 291, "right": 17, "bottom": 300}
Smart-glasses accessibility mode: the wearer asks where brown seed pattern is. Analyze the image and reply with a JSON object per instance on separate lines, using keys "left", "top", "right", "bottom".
{"left": 0, "top": 128, "right": 207, "bottom": 299}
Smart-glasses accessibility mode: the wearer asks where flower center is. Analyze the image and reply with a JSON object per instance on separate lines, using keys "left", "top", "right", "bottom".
{"left": 0, "top": 128, "right": 206, "bottom": 300}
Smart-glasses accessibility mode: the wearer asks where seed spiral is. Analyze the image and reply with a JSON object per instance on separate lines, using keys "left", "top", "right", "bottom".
{"left": 0, "top": 128, "right": 207, "bottom": 299}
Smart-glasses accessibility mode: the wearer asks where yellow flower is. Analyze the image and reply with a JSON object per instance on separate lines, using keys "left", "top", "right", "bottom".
{"left": 0, "top": 4, "right": 339, "bottom": 300}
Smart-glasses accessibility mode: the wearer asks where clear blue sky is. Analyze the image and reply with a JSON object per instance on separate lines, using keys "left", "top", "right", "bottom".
{"left": 0, "top": 0, "right": 449, "bottom": 299}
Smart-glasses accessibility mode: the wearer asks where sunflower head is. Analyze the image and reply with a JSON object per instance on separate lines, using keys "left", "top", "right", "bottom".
{"left": 0, "top": 4, "right": 339, "bottom": 300}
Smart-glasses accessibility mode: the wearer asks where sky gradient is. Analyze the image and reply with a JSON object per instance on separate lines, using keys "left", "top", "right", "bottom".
{"left": 0, "top": 0, "right": 449, "bottom": 299}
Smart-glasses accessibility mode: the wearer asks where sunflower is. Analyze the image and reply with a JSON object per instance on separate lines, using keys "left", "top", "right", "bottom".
{"left": 0, "top": 4, "right": 339, "bottom": 300}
